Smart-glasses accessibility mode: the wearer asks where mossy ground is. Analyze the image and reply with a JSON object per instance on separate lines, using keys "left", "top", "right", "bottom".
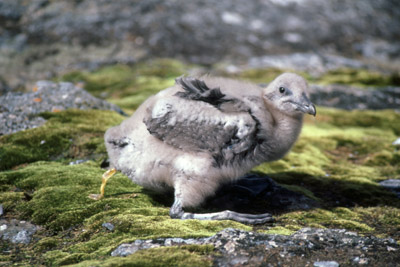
{"left": 1, "top": 59, "right": 399, "bottom": 266}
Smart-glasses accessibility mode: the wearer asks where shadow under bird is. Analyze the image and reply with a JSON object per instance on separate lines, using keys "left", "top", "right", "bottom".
{"left": 90, "top": 73, "right": 316, "bottom": 224}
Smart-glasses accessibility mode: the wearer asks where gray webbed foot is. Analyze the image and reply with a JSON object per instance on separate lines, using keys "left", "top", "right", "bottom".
{"left": 170, "top": 199, "right": 274, "bottom": 225}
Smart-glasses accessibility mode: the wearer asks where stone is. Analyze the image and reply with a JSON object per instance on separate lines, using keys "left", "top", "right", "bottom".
{"left": 0, "top": 219, "right": 38, "bottom": 244}
{"left": 313, "top": 261, "right": 339, "bottom": 267}
{"left": 393, "top": 138, "right": 400, "bottom": 146}
{"left": 380, "top": 179, "right": 400, "bottom": 190}
{"left": 12, "top": 230, "right": 31, "bottom": 244}
{"left": 101, "top": 222, "right": 115, "bottom": 231}
{"left": 379, "top": 179, "right": 400, "bottom": 199}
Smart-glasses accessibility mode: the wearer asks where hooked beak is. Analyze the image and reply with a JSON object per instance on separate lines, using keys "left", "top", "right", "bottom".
{"left": 296, "top": 95, "right": 317, "bottom": 116}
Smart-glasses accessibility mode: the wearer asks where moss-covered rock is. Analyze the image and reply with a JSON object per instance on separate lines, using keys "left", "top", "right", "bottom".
{"left": 1, "top": 60, "right": 400, "bottom": 266}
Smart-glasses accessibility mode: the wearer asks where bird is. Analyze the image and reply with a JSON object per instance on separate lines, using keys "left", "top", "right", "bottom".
{"left": 91, "top": 73, "right": 316, "bottom": 224}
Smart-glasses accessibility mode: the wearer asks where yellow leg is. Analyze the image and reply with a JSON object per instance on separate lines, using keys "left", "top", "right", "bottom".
{"left": 89, "top": 168, "right": 117, "bottom": 200}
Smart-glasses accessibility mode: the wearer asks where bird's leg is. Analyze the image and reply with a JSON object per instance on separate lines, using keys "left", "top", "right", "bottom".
{"left": 88, "top": 168, "right": 116, "bottom": 200}
{"left": 169, "top": 187, "right": 274, "bottom": 225}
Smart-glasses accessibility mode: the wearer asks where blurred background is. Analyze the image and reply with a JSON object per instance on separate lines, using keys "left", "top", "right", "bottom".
{"left": 1, "top": 0, "right": 399, "bottom": 93}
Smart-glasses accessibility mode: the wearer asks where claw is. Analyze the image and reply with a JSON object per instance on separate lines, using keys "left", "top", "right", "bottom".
{"left": 88, "top": 168, "right": 117, "bottom": 200}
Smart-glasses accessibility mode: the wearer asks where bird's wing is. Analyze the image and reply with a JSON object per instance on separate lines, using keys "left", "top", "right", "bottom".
{"left": 144, "top": 77, "right": 261, "bottom": 161}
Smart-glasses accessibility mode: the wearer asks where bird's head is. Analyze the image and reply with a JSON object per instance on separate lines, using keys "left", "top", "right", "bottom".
{"left": 262, "top": 73, "right": 316, "bottom": 117}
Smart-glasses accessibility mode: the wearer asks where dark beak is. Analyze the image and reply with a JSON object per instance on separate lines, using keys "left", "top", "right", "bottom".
{"left": 297, "top": 95, "right": 316, "bottom": 116}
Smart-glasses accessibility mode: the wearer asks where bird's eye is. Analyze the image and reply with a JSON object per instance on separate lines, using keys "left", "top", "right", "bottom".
{"left": 279, "top": 87, "right": 286, "bottom": 94}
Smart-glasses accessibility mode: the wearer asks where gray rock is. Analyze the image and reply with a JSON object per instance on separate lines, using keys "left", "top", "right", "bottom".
{"left": 393, "top": 138, "right": 400, "bottom": 146}
{"left": 379, "top": 179, "right": 400, "bottom": 199}
{"left": 111, "top": 243, "right": 143, "bottom": 257}
{"left": 0, "top": 80, "right": 125, "bottom": 136}
{"left": 314, "top": 261, "right": 339, "bottom": 267}
{"left": 102, "top": 222, "right": 115, "bottom": 231}
{"left": 0, "top": 219, "right": 38, "bottom": 244}
{"left": 380, "top": 179, "right": 400, "bottom": 190}
{"left": 69, "top": 159, "right": 88, "bottom": 165}
{"left": 110, "top": 227, "right": 400, "bottom": 266}
{"left": 12, "top": 230, "right": 31, "bottom": 244}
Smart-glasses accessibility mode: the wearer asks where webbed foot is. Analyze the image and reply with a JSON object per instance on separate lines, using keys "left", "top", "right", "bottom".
{"left": 180, "top": 210, "right": 274, "bottom": 224}
{"left": 170, "top": 198, "right": 273, "bottom": 225}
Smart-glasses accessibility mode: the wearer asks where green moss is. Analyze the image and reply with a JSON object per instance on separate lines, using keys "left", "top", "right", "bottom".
{"left": 69, "top": 246, "right": 213, "bottom": 267}
{"left": 279, "top": 208, "right": 374, "bottom": 233}
{"left": 59, "top": 59, "right": 191, "bottom": 113}
{"left": 0, "top": 192, "right": 25, "bottom": 213}
{"left": 235, "top": 67, "right": 400, "bottom": 87}
{"left": 0, "top": 160, "right": 248, "bottom": 265}
{"left": 0, "top": 109, "right": 124, "bottom": 170}
{"left": 356, "top": 206, "right": 400, "bottom": 239}
{"left": 109, "top": 76, "right": 176, "bottom": 111}
{"left": 237, "top": 68, "right": 307, "bottom": 84}
{"left": 280, "top": 184, "right": 320, "bottom": 202}
{"left": 311, "top": 68, "right": 400, "bottom": 87}
{"left": 44, "top": 251, "right": 72, "bottom": 266}
{"left": 227, "top": 67, "right": 400, "bottom": 87}
{"left": 34, "top": 237, "right": 62, "bottom": 252}
{"left": 259, "top": 226, "right": 296, "bottom": 235}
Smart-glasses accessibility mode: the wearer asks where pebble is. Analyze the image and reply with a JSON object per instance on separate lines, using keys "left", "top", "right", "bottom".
{"left": 69, "top": 159, "right": 88, "bottom": 165}
{"left": 313, "top": 261, "right": 339, "bottom": 267}
{"left": 102, "top": 222, "right": 115, "bottom": 231}
{"left": 379, "top": 179, "right": 400, "bottom": 199}
{"left": 392, "top": 138, "right": 400, "bottom": 146}
{"left": 379, "top": 179, "right": 400, "bottom": 190}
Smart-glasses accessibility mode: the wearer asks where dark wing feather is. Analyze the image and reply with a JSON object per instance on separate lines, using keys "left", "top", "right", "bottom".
{"left": 144, "top": 77, "right": 260, "bottom": 164}
{"left": 174, "top": 77, "right": 229, "bottom": 107}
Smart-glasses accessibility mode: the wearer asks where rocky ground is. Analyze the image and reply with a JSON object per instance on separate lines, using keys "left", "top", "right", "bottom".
{"left": 1, "top": 1, "right": 400, "bottom": 266}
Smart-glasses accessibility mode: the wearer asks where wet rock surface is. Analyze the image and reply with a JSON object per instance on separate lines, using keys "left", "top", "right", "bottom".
{"left": 111, "top": 227, "right": 400, "bottom": 266}
{"left": 0, "top": 81, "right": 125, "bottom": 136}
